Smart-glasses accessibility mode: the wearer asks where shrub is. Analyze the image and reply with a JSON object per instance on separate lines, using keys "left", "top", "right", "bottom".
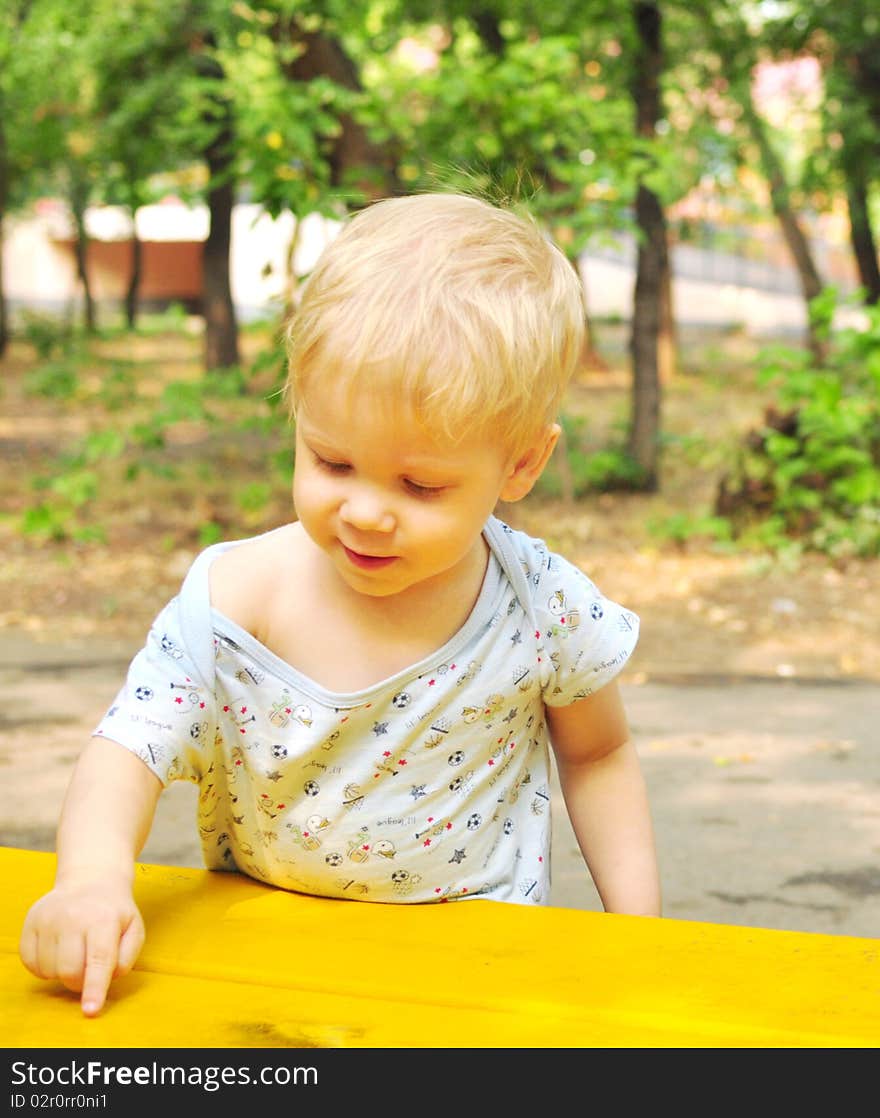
{"left": 715, "top": 292, "right": 880, "bottom": 558}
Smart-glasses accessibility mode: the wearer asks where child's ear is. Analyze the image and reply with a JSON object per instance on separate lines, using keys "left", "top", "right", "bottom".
{"left": 499, "top": 424, "right": 561, "bottom": 503}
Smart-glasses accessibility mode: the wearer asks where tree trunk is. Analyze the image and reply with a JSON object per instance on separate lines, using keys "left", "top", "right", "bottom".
{"left": 835, "top": 49, "right": 880, "bottom": 305}
{"left": 744, "top": 103, "right": 825, "bottom": 359}
{"left": 852, "top": 45, "right": 880, "bottom": 136}
{"left": 659, "top": 258, "right": 677, "bottom": 383}
{"left": 69, "top": 176, "right": 96, "bottom": 334}
{"left": 203, "top": 169, "right": 240, "bottom": 370}
{"left": 627, "top": 1, "right": 666, "bottom": 491}
{"left": 472, "top": 8, "right": 505, "bottom": 56}
{"left": 630, "top": 185, "right": 664, "bottom": 490}
{"left": 125, "top": 220, "right": 143, "bottom": 330}
{"left": 199, "top": 46, "right": 240, "bottom": 372}
{"left": 845, "top": 174, "right": 880, "bottom": 306}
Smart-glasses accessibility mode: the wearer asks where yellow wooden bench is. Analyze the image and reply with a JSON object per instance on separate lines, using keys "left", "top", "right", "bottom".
{"left": 2, "top": 846, "right": 877, "bottom": 1048}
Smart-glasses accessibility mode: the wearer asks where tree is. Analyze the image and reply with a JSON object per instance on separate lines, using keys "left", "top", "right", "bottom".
{"left": 815, "top": 8, "right": 880, "bottom": 305}
{"left": 695, "top": 0, "right": 828, "bottom": 361}
{"left": 201, "top": 1, "right": 401, "bottom": 361}
{"left": 360, "top": 4, "right": 648, "bottom": 353}
{"left": 195, "top": 27, "right": 240, "bottom": 371}
{"left": 742, "top": 96, "right": 824, "bottom": 325}
{"left": 247, "top": 2, "right": 403, "bottom": 313}
{"left": 0, "top": 0, "right": 102, "bottom": 335}
{"left": 88, "top": 0, "right": 195, "bottom": 328}
{"left": 0, "top": 6, "right": 14, "bottom": 356}
{"left": 274, "top": 21, "right": 399, "bottom": 199}
{"left": 30, "top": 2, "right": 105, "bottom": 333}
{"left": 764, "top": 1, "right": 880, "bottom": 305}
{"left": 627, "top": 1, "right": 667, "bottom": 490}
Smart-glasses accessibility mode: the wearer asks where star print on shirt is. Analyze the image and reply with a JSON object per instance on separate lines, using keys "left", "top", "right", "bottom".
{"left": 410, "top": 785, "right": 427, "bottom": 800}
{"left": 448, "top": 849, "right": 466, "bottom": 864}
{"left": 373, "top": 722, "right": 389, "bottom": 736}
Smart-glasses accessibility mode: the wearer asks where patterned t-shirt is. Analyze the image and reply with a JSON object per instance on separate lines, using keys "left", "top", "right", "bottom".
{"left": 94, "top": 516, "right": 639, "bottom": 905}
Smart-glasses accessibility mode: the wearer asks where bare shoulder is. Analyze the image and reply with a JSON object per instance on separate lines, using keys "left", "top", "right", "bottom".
{"left": 208, "top": 523, "right": 302, "bottom": 638}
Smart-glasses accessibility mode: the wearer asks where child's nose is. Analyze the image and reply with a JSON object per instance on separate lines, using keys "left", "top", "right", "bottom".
{"left": 340, "top": 486, "right": 396, "bottom": 533}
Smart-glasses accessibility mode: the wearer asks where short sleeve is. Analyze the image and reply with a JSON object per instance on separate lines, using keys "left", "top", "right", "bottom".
{"left": 93, "top": 596, "right": 217, "bottom": 786}
{"left": 536, "top": 553, "right": 640, "bottom": 706}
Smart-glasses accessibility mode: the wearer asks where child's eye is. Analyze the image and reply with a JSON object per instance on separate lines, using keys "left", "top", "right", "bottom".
{"left": 314, "top": 453, "right": 350, "bottom": 474}
{"left": 405, "top": 479, "right": 446, "bottom": 498}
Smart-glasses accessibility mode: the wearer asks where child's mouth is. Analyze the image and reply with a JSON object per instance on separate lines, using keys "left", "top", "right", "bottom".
{"left": 343, "top": 546, "right": 397, "bottom": 570}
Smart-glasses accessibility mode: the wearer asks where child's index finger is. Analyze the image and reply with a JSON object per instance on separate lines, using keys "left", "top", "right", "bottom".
{"left": 79, "top": 928, "right": 119, "bottom": 1017}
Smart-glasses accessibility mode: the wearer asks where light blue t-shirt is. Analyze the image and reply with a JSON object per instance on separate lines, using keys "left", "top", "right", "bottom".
{"left": 95, "top": 516, "right": 639, "bottom": 905}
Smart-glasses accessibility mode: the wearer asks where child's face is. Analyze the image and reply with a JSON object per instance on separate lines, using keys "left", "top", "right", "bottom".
{"left": 293, "top": 382, "right": 519, "bottom": 603}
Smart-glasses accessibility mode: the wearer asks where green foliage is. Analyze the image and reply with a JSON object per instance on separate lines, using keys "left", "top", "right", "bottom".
{"left": 538, "top": 413, "right": 647, "bottom": 498}
{"left": 569, "top": 447, "right": 647, "bottom": 492}
{"left": 24, "top": 359, "right": 81, "bottom": 400}
{"left": 96, "top": 364, "right": 139, "bottom": 410}
{"left": 19, "top": 312, "right": 75, "bottom": 360}
{"left": 22, "top": 465, "right": 104, "bottom": 543}
{"left": 16, "top": 322, "right": 291, "bottom": 544}
{"left": 235, "top": 481, "right": 273, "bottom": 516}
{"left": 197, "top": 521, "right": 224, "bottom": 547}
{"left": 363, "top": 18, "right": 643, "bottom": 252}
{"left": 715, "top": 292, "right": 880, "bottom": 558}
{"left": 135, "top": 304, "right": 190, "bottom": 336}
{"left": 647, "top": 511, "right": 734, "bottom": 549}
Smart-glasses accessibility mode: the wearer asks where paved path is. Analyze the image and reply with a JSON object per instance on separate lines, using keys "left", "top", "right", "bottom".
{"left": 2, "top": 636, "right": 877, "bottom": 939}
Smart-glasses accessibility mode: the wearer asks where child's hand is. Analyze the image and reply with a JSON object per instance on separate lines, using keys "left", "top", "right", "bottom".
{"left": 19, "top": 876, "right": 145, "bottom": 1017}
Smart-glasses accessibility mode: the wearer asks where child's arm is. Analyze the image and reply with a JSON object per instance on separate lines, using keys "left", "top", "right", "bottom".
{"left": 546, "top": 681, "right": 661, "bottom": 917}
{"left": 19, "top": 736, "right": 163, "bottom": 1017}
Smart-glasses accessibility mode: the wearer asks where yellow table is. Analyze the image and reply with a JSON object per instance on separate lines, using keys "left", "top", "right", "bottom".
{"left": 2, "top": 847, "right": 877, "bottom": 1048}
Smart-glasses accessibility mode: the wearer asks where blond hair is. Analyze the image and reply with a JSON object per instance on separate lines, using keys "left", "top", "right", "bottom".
{"left": 284, "top": 192, "right": 586, "bottom": 454}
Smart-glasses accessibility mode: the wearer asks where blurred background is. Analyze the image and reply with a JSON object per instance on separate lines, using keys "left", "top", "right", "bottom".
{"left": 1, "top": 1, "right": 878, "bottom": 937}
